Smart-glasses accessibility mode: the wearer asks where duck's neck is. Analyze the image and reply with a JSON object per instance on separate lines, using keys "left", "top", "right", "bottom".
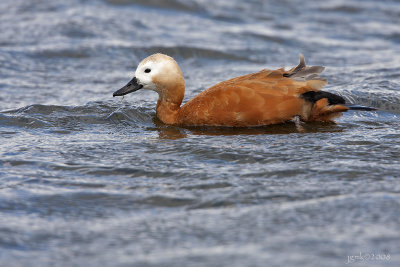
{"left": 156, "top": 99, "right": 181, "bottom": 125}
{"left": 154, "top": 75, "right": 185, "bottom": 125}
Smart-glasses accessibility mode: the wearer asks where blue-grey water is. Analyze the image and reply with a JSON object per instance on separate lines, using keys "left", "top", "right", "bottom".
{"left": 1, "top": 0, "right": 400, "bottom": 266}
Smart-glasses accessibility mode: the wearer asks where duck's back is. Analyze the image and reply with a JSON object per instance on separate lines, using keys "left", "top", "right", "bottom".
{"left": 177, "top": 68, "right": 326, "bottom": 127}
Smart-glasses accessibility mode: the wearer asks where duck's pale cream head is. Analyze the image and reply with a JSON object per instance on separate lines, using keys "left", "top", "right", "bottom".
{"left": 113, "top": 53, "right": 185, "bottom": 105}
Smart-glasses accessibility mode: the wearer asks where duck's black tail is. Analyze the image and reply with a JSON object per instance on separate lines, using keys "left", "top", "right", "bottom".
{"left": 301, "top": 91, "right": 377, "bottom": 111}
{"left": 299, "top": 90, "right": 377, "bottom": 122}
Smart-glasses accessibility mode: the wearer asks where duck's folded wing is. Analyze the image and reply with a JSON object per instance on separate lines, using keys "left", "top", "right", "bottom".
{"left": 178, "top": 55, "right": 335, "bottom": 126}
{"left": 178, "top": 71, "right": 316, "bottom": 126}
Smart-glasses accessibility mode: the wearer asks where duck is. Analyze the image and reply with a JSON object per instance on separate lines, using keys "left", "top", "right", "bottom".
{"left": 113, "top": 53, "right": 375, "bottom": 127}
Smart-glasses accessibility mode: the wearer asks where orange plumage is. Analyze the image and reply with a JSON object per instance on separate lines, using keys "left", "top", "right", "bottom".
{"left": 113, "top": 53, "right": 372, "bottom": 127}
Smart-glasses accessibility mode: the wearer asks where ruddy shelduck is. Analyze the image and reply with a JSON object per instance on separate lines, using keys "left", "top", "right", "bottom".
{"left": 113, "top": 53, "right": 375, "bottom": 127}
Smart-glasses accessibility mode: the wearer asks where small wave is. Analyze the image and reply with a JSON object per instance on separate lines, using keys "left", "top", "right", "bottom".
{"left": 30, "top": 48, "right": 91, "bottom": 59}
{"left": 105, "top": 0, "right": 204, "bottom": 13}
{"left": 318, "top": 4, "right": 363, "bottom": 14}
{"left": 81, "top": 165, "right": 191, "bottom": 179}
{"left": 180, "top": 182, "right": 233, "bottom": 190}
{"left": 127, "top": 45, "right": 256, "bottom": 62}
{"left": 188, "top": 199, "right": 237, "bottom": 209}
{"left": 0, "top": 101, "right": 154, "bottom": 130}
{"left": 142, "top": 195, "right": 196, "bottom": 207}
{"left": 0, "top": 113, "right": 51, "bottom": 129}
{"left": 106, "top": 105, "right": 154, "bottom": 126}
{"left": 58, "top": 21, "right": 97, "bottom": 39}
{"left": 239, "top": 31, "right": 289, "bottom": 44}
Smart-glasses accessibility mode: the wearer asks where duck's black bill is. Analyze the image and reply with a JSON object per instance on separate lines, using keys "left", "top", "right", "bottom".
{"left": 113, "top": 77, "right": 143, "bottom": 97}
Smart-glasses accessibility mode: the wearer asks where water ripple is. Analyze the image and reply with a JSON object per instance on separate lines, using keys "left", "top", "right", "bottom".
{"left": 1, "top": 0, "right": 400, "bottom": 266}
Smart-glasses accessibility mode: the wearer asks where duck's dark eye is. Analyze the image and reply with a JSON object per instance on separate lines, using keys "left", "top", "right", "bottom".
{"left": 144, "top": 68, "right": 151, "bottom": 73}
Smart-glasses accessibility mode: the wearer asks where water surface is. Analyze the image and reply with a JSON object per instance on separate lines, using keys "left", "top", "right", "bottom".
{"left": 1, "top": 0, "right": 400, "bottom": 266}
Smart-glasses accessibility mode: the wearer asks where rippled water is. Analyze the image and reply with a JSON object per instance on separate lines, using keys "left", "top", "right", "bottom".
{"left": 1, "top": 0, "right": 400, "bottom": 266}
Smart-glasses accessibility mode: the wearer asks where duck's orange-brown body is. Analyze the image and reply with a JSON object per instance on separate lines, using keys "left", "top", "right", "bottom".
{"left": 177, "top": 69, "right": 318, "bottom": 126}
{"left": 156, "top": 68, "right": 348, "bottom": 127}
{"left": 114, "top": 53, "right": 353, "bottom": 127}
